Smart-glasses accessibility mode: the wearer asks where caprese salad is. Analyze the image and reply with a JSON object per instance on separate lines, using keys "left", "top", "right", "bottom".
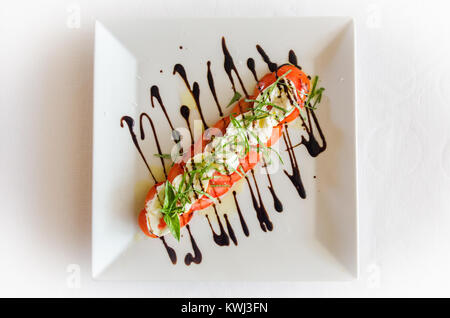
{"left": 139, "top": 64, "right": 321, "bottom": 240}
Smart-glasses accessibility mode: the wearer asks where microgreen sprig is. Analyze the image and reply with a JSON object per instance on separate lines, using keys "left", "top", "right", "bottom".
{"left": 304, "top": 76, "right": 325, "bottom": 110}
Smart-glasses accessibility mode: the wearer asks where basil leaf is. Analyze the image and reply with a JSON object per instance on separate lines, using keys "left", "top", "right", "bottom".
{"left": 154, "top": 153, "right": 172, "bottom": 159}
{"left": 226, "top": 92, "right": 242, "bottom": 107}
{"left": 164, "top": 213, "right": 180, "bottom": 241}
{"left": 166, "top": 182, "right": 176, "bottom": 205}
{"left": 193, "top": 189, "right": 215, "bottom": 201}
{"left": 163, "top": 180, "right": 170, "bottom": 211}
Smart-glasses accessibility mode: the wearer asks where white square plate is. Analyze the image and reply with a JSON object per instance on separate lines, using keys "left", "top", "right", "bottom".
{"left": 92, "top": 17, "right": 357, "bottom": 280}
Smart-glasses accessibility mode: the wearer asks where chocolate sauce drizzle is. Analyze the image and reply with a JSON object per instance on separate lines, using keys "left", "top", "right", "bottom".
{"left": 160, "top": 237, "right": 177, "bottom": 264}
{"left": 205, "top": 205, "right": 230, "bottom": 246}
{"left": 173, "top": 64, "right": 208, "bottom": 129}
{"left": 184, "top": 225, "right": 202, "bottom": 265}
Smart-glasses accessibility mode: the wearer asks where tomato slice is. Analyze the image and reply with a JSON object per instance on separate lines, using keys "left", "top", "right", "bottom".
{"left": 140, "top": 65, "right": 310, "bottom": 237}
{"left": 138, "top": 181, "right": 194, "bottom": 237}
{"left": 256, "top": 65, "right": 311, "bottom": 125}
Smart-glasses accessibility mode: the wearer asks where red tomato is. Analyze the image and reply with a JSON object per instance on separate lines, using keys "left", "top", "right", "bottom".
{"left": 138, "top": 181, "right": 193, "bottom": 237}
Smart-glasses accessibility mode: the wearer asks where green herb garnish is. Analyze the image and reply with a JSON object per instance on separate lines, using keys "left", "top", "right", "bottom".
{"left": 304, "top": 76, "right": 325, "bottom": 110}
{"left": 160, "top": 180, "right": 182, "bottom": 240}
{"left": 154, "top": 153, "right": 172, "bottom": 159}
{"left": 210, "top": 184, "right": 231, "bottom": 187}
{"left": 226, "top": 91, "right": 242, "bottom": 107}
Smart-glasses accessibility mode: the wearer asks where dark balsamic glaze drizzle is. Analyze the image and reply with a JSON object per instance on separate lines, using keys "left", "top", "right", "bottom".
{"left": 151, "top": 85, "right": 181, "bottom": 143}
{"left": 139, "top": 113, "right": 167, "bottom": 179}
{"left": 173, "top": 64, "right": 208, "bottom": 129}
{"left": 205, "top": 205, "right": 230, "bottom": 246}
{"left": 160, "top": 237, "right": 177, "bottom": 264}
{"left": 256, "top": 45, "right": 278, "bottom": 72}
{"left": 223, "top": 214, "right": 238, "bottom": 246}
{"left": 120, "top": 116, "right": 158, "bottom": 183}
{"left": 290, "top": 108, "right": 327, "bottom": 157}
{"left": 221, "top": 37, "right": 249, "bottom": 98}
{"left": 184, "top": 224, "right": 202, "bottom": 265}
{"left": 288, "top": 50, "right": 301, "bottom": 70}
{"left": 246, "top": 58, "right": 258, "bottom": 82}
{"left": 282, "top": 126, "right": 306, "bottom": 199}
{"left": 180, "top": 105, "right": 194, "bottom": 141}
{"left": 232, "top": 191, "right": 249, "bottom": 237}
{"left": 207, "top": 61, "right": 223, "bottom": 117}
{"left": 245, "top": 171, "right": 273, "bottom": 232}
{"left": 150, "top": 85, "right": 174, "bottom": 131}
{"left": 262, "top": 158, "right": 283, "bottom": 212}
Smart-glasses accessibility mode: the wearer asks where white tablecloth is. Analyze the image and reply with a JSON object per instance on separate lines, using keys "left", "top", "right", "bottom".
{"left": 1, "top": 0, "right": 449, "bottom": 297}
